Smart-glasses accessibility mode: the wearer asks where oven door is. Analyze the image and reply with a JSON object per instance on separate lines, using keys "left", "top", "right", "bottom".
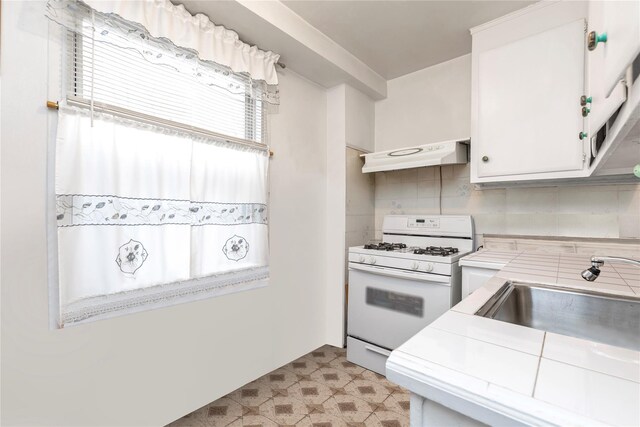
{"left": 348, "top": 263, "right": 451, "bottom": 350}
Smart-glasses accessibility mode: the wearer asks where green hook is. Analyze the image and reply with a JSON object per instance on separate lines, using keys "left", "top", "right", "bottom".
{"left": 579, "top": 132, "right": 588, "bottom": 140}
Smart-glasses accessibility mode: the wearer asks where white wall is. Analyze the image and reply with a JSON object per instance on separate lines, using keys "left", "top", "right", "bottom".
{"left": 1, "top": 2, "right": 332, "bottom": 425}
{"left": 375, "top": 54, "right": 471, "bottom": 152}
{"left": 345, "top": 148, "right": 375, "bottom": 278}
{"left": 345, "top": 85, "right": 375, "bottom": 153}
{"left": 325, "top": 83, "right": 375, "bottom": 345}
{"left": 325, "top": 85, "right": 347, "bottom": 346}
{"left": 373, "top": 54, "right": 640, "bottom": 243}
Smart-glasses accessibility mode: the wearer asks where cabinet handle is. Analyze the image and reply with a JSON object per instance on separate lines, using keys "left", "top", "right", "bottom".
{"left": 580, "top": 96, "right": 592, "bottom": 106}
{"left": 482, "top": 156, "right": 489, "bottom": 162}
{"left": 582, "top": 107, "right": 591, "bottom": 117}
{"left": 588, "top": 31, "right": 607, "bottom": 51}
{"left": 579, "top": 132, "right": 588, "bottom": 140}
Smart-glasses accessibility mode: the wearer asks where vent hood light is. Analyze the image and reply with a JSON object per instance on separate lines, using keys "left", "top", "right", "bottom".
{"left": 361, "top": 139, "right": 470, "bottom": 173}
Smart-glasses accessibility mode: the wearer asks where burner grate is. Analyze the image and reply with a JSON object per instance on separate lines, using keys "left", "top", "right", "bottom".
{"left": 363, "top": 242, "right": 407, "bottom": 251}
{"left": 413, "top": 246, "right": 459, "bottom": 256}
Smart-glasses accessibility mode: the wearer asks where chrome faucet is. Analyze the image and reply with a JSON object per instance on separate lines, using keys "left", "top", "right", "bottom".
{"left": 581, "top": 256, "right": 640, "bottom": 281}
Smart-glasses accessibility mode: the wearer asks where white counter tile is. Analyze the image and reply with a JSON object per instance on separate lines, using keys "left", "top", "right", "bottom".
{"left": 495, "top": 271, "right": 557, "bottom": 285}
{"left": 543, "top": 333, "right": 640, "bottom": 382}
{"left": 623, "top": 277, "right": 640, "bottom": 287}
{"left": 553, "top": 278, "right": 636, "bottom": 295}
{"left": 534, "top": 359, "right": 640, "bottom": 427}
{"left": 429, "top": 311, "right": 544, "bottom": 356}
{"left": 399, "top": 327, "right": 539, "bottom": 396}
{"left": 557, "top": 272, "right": 628, "bottom": 286}
{"left": 451, "top": 277, "right": 506, "bottom": 314}
{"left": 500, "top": 266, "right": 558, "bottom": 278}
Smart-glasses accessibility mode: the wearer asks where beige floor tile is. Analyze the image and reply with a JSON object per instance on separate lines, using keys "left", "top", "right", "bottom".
{"left": 288, "top": 380, "right": 335, "bottom": 405}
{"left": 328, "top": 358, "right": 366, "bottom": 375}
{"left": 257, "top": 367, "right": 300, "bottom": 390}
{"left": 227, "top": 380, "right": 273, "bottom": 407}
{"left": 203, "top": 397, "right": 244, "bottom": 426}
{"left": 170, "top": 346, "right": 409, "bottom": 427}
{"left": 364, "top": 411, "right": 410, "bottom": 427}
{"left": 284, "top": 357, "right": 323, "bottom": 376}
{"left": 258, "top": 397, "right": 308, "bottom": 425}
{"left": 310, "top": 367, "right": 354, "bottom": 389}
{"left": 343, "top": 380, "right": 390, "bottom": 404}
{"left": 381, "top": 394, "right": 410, "bottom": 416}
{"left": 307, "top": 412, "right": 349, "bottom": 427}
{"left": 323, "top": 395, "right": 376, "bottom": 423}
{"left": 305, "top": 348, "right": 342, "bottom": 364}
{"left": 241, "top": 414, "right": 279, "bottom": 427}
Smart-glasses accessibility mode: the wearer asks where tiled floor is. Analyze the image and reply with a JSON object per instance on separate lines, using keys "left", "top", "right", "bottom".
{"left": 168, "top": 345, "right": 410, "bottom": 427}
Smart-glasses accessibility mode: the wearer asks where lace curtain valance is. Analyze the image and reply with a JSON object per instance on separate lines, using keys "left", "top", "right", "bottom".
{"left": 46, "top": 0, "right": 280, "bottom": 105}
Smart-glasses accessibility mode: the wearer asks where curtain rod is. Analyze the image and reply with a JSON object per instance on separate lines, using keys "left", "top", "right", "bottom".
{"left": 46, "top": 100, "right": 274, "bottom": 157}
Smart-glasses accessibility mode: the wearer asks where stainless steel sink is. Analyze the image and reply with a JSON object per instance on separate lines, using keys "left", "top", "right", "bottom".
{"left": 475, "top": 281, "right": 640, "bottom": 351}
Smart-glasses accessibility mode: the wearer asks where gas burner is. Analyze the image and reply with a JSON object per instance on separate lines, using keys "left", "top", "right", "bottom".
{"left": 363, "top": 242, "right": 407, "bottom": 251}
{"left": 413, "top": 246, "right": 460, "bottom": 256}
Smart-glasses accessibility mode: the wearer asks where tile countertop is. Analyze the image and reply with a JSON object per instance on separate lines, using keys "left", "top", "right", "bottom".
{"left": 386, "top": 252, "right": 640, "bottom": 427}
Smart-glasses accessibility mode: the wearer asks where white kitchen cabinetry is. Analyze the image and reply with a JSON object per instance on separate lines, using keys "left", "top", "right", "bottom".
{"left": 461, "top": 265, "right": 499, "bottom": 299}
{"left": 470, "top": 1, "right": 640, "bottom": 184}
{"left": 588, "top": 0, "right": 640, "bottom": 98}
{"left": 585, "top": 0, "right": 639, "bottom": 166}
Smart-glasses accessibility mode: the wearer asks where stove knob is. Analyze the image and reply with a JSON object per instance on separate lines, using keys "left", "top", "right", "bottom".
{"left": 425, "top": 263, "right": 434, "bottom": 272}
{"left": 359, "top": 255, "right": 366, "bottom": 263}
{"left": 411, "top": 262, "right": 420, "bottom": 271}
{"left": 368, "top": 257, "right": 377, "bottom": 265}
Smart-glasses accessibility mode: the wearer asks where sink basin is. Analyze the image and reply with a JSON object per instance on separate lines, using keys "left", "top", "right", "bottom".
{"left": 475, "top": 282, "right": 640, "bottom": 351}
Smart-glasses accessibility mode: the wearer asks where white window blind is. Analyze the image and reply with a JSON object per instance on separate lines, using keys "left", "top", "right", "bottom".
{"left": 59, "top": 0, "right": 269, "bottom": 144}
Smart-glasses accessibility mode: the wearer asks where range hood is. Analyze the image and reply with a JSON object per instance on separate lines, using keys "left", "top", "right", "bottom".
{"left": 361, "top": 139, "right": 470, "bottom": 173}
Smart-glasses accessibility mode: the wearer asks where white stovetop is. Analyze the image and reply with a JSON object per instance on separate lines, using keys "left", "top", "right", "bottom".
{"left": 386, "top": 252, "right": 640, "bottom": 427}
{"left": 349, "top": 246, "right": 470, "bottom": 264}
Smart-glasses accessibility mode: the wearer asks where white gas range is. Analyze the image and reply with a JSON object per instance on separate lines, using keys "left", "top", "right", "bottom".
{"left": 347, "top": 215, "right": 475, "bottom": 375}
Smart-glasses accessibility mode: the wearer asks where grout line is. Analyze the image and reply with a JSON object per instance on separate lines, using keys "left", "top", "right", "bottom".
{"left": 428, "top": 324, "right": 544, "bottom": 356}
{"left": 531, "top": 332, "right": 546, "bottom": 397}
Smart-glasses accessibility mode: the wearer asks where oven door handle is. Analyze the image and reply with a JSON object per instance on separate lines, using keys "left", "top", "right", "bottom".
{"left": 348, "top": 263, "right": 451, "bottom": 284}
{"left": 365, "top": 345, "right": 392, "bottom": 357}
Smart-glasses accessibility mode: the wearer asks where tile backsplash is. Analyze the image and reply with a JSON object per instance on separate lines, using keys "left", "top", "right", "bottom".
{"left": 374, "top": 164, "right": 640, "bottom": 246}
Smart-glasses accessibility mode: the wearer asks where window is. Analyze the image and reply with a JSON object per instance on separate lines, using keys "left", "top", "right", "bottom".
{"left": 66, "top": 12, "right": 265, "bottom": 143}
{"left": 48, "top": 0, "right": 277, "bottom": 326}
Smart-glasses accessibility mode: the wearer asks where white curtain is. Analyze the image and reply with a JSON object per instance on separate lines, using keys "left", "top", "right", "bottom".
{"left": 56, "top": 105, "right": 269, "bottom": 322}
{"left": 79, "top": 0, "right": 280, "bottom": 85}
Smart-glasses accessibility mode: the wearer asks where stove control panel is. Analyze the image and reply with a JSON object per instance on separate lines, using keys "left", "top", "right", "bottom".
{"left": 410, "top": 262, "right": 435, "bottom": 272}
{"left": 407, "top": 218, "right": 440, "bottom": 229}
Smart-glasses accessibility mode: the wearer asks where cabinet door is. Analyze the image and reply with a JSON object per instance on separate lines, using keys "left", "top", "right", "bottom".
{"left": 586, "top": 1, "right": 638, "bottom": 140}
{"left": 588, "top": 0, "right": 640, "bottom": 97}
{"left": 461, "top": 266, "right": 498, "bottom": 298}
{"left": 476, "top": 19, "right": 586, "bottom": 178}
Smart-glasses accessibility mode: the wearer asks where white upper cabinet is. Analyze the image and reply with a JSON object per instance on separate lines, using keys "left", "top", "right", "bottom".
{"left": 471, "top": 1, "right": 591, "bottom": 184}
{"left": 588, "top": 0, "right": 640, "bottom": 96}
{"left": 475, "top": 19, "right": 586, "bottom": 178}
{"left": 585, "top": 1, "right": 639, "bottom": 139}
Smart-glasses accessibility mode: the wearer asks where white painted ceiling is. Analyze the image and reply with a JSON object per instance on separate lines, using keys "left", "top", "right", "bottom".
{"left": 281, "top": 0, "right": 535, "bottom": 79}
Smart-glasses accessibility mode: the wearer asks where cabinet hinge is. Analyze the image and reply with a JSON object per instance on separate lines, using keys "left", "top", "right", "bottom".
{"left": 583, "top": 153, "right": 587, "bottom": 163}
